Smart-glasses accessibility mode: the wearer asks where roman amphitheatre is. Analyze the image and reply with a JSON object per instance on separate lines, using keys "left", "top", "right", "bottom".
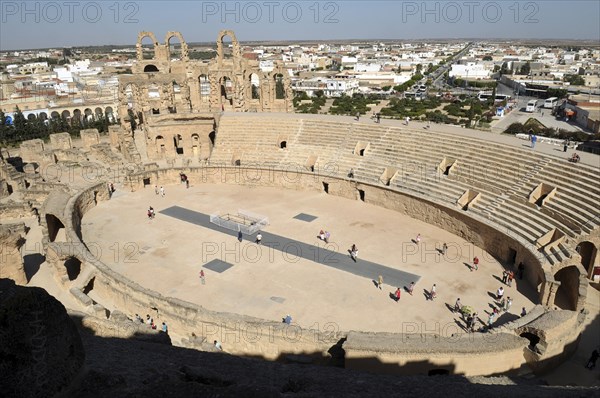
{"left": 1, "top": 30, "right": 599, "bottom": 395}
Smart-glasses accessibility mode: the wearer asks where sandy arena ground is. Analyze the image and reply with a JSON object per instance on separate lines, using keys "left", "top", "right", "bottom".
{"left": 80, "top": 182, "right": 538, "bottom": 335}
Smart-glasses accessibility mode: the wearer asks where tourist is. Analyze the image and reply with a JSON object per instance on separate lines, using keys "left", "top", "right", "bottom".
{"left": 376, "top": 113, "right": 381, "bottom": 123}
{"left": 454, "top": 298, "right": 462, "bottom": 313}
{"left": 521, "top": 307, "right": 527, "bottom": 317}
{"left": 470, "top": 312, "right": 478, "bottom": 331}
{"left": 283, "top": 314, "right": 292, "bottom": 325}
{"left": 155, "top": 185, "right": 159, "bottom": 195}
{"left": 186, "top": 179, "right": 190, "bottom": 189}
{"left": 505, "top": 297, "right": 512, "bottom": 312}
{"left": 518, "top": 262, "right": 525, "bottom": 280}
{"left": 135, "top": 313, "right": 143, "bottom": 323}
{"left": 350, "top": 244, "right": 358, "bottom": 262}
{"left": 502, "top": 270, "right": 508, "bottom": 284}
{"left": 496, "top": 286, "right": 504, "bottom": 301}
{"left": 199, "top": 269, "right": 205, "bottom": 285}
{"left": 472, "top": 256, "right": 479, "bottom": 271}
{"left": 356, "top": 112, "right": 360, "bottom": 121}
{"left": 585, "top": 349, "right": 599, "bottom": 370}
{"left": 146, "top": 314, "right": 152, "bottom": 325}
{"left": 324, "top": 231, "right": 330, "bottom": 244}
{"left": 319, "top": 229, "right": 325, "bottom": 241}
{"left": 563, "top": 139, "right": 569, "bottom": 152}
{"left": 238, "top": 229, "right": 243, "bottom": 242}
{"left": 348, "top": 168, "right": 354, "bottom": 178}
{"left": 507, "top": 271, "right": 514, "bottom": 287}
{"left": 430, "top": 284, "right": 437, "bottom": 300}
{"left": 395, "top": 287, "right": 401, "bottom": 302}
{"left": 442, "top": 243, "right": 448, "bottom": 255}
{"left": 160, "top": 186, "right": 165, "bottom": 197}
{"left": 408, "top": 282, "right": 414, "bottom": 296}
{"left": 378, "top": 275, "right": 383, "bottom": 290}
{"left": 161, "top": 322, "right": 168, "bottom": 333}
{"left": 256, "top": 232, "right": 262, "bottom": 245}
{"left": 405, "top": 116, "right": 410, "bottom": 125}
{"left": 415, "top": 233, "right": 421, "bottom": 245}
{"left": 214, "top": 340, "right": 222, "bottom": 351}
{"left": 488, "top": 313, "right": 495, "bottom": 329}
{"left": 531, "top": 134, "right": 537, "bottom": 149}
{"left": 568, "top": 153, "right": 580, "bottom": 163}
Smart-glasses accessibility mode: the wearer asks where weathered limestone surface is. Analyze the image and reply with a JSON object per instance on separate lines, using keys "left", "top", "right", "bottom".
{"left": 0, "top": 223, "right": 27, "bottom": 284}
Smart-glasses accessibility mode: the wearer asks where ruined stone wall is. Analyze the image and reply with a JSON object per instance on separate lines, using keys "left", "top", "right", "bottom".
{"left": 0, "top": 223, "right": 27, "bottom": 285}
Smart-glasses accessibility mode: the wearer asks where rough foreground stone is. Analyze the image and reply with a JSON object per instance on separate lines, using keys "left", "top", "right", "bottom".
{"left": 0, "top": 279, "right": 85, "bottom": 398}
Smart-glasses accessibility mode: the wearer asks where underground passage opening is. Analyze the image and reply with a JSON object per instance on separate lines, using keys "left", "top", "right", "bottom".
{"left": 83, "top": 277, "right": 95, "bottom": 295}
{"left": 358, "top": 189, "right": 365, "bottom": 202}
{"left": 64, "top": 257, "right": 82, "bottom": 281}
{"left": 279, "top": 141, "right": 287, "bottom": 149}
{"left": 322, "top": 182, "right": 329, "bottom": 194}
{"left": 520, "top": 332, "right": 540, "bottom": 351}
{"left": 143, "top": 177, "right": 151, "bottom": 187}
{"left": 554, "top": 266, "right": 580, "bottom": 310}
{"left": 508, "top": 248, "right": 517, "bottom": 265}
{"left": 443, "top": 165, "right": 452, "bottom": 176}
{"left": 45, "top": 214, "right": 66, "bottom": 243}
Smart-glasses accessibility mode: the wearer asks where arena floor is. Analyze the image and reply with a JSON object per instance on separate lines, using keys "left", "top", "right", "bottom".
{"left": 81, "top": 182, "right": 538, "bottom": 334}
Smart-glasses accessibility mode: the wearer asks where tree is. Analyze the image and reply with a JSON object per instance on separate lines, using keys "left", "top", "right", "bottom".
{"left": 564, "top": 74, "right": 585, "bottom": 86}
{"left": 483, "top": 55, "right": 493, "bottom": 61}
{"left": 519, "top": 61, "right": 531, "bottom": 75}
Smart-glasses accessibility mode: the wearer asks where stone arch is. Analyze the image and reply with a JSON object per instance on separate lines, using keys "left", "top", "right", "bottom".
{"left": 61, "top": 110, "right": 70, "bottom": 120}
{"left": 84, "top": 108, "right": 93, "bottom": 121}
{"left": 27, "top": 113, "right": 36, "bottom": 121}
{"left": 136, "top": 31, "right": 159, "bottom": 61}
{"left": 249, "top": 72, "right": 260, "bottom": 99}
{"left": 216, "top": 29, "right": 241, "bottom": 62}
{"left": 105, "top": 107, "right": 114, "bottom": 122}
{"left": 220, "top": 76, "right": 233, "bottom": 107}
{"left": 51, "top": 111, "right": 60, "bottom": 119}
{"left": 94, "top": 107, "right": 103, "bottom": 118}
{"left": 576, "top": 241, "right": 597, "bottom": 279}
{"left": 164, "top": 31, "right": 188, "bottom": 61}
{"left": 553, "top": 265, "right": 580, "bottom": 311}
{"left": 209, "top": 130, "right": 216, "bottom": 147}
{"left": 199, "top": 74, "right": 210, "bottom": 103}
{"left": 191, "top": 133, "right": 201, "bottom": 157}
{"left": 148, "top": 83, "right": 160, "bottom": 99}
{"left": 73, "top": 109, "right": 82, "bottom": 123}
{"left": 274, "top": 73, "right": 286, "bottom": 99}
{"left": 39, "top": 112, "right": 48, "bottom": 120}
{"left": 144, "top": 64, "right": 159, "bottom": 73}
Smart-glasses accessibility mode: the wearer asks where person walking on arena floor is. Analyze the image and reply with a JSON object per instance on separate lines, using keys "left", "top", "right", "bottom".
{"left": 256, "top": 232, "right": 262, "bottom": 245}
{"left": 408, "top": 282, "right": 415, "bottom": 296}
{"left": 350, "top": 244, "right": 358, "bottom": 262}
{"left": 472, "top": 256, "right": 479, "bottom": 271}
{"left": 454, "top": 298, "right": 462, "bottom": 312}
{"left": 160, "top": 186, "right": 165, "bottom": 197}
{"left": 155, "top": 185, "right": 159, "bottom": 195}
{"left": 415, "top": 233, "right": 421, "bottom": 245}
{"left": 199, "top": 269, "right": 205, "bottom": 285}
{"left": 377, "top": 275, "right": 383, "bottom": 290}
{"left": 430, "top": 284, "right": 437, "bottom": 300}
{"left": 395, "top": 287, "right": 401, "bottom": 302}
{"left": 441, "top": 242, "right": 448, "bottom": 255}
{"left": 497, "top": 286, "right": 504, "bottom": 301}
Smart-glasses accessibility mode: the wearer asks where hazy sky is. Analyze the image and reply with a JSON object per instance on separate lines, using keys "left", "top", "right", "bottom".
{"left": 1, "top": 0, "right": 599, "bottom": 50}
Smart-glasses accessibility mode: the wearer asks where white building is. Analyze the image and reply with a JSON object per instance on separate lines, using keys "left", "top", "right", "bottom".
{"left": 449, "top": 62, "right": 491, "bottom": 79}
{"left": 294, "top": 77, "right": 359, "bottom": 97}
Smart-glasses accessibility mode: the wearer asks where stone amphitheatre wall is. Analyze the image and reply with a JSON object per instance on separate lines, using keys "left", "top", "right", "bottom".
{"left": 52, "top": 168, "right": 585, "bottom": 376}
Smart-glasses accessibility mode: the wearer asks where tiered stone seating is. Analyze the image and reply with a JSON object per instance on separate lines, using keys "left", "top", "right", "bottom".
{"left": 212, "top": 114, "right": 600, "bottom": 262}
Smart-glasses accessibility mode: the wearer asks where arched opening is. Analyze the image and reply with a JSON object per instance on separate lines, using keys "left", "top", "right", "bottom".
{"left": 577, "top": 241, "right": 597, "bottom": 278}
{"left": 144, "top": 64, "right": 159, "bottom": 73}
{"left": 105, "top": 107, "right": 114, "bottom": 122}
{"left": 95, "top": 107, "right": 103, "bottom": 119}
{"left": 323, "top": 182, "right": 329, "bottom": 194}
{"left": 279, "top": 141, "right": 287, "bottom": 149}
{"left": 174, "top": 134, "right": 184, "bottom": 155}
{"left": 83, "top": 276, "right": 95, "bottom": 295}
{"left": 167, "top": 35, "right": 182, "bottom": 61}
{"left": 27, "top": 113, "right": 36, "bottom": 121}
{"left": 156, "top": 135, "right": 166, "bottom": 154}
{"left": 554, "top": 266, "right": 580, "bottom": 310}
{"left": 209, "top": 131, "right": 216, "bottom": 148}
{"left": 275, "top": 73, "right": 285, "bottom": 99}
{"left": 220, "top": 34, "right": 234, "bottom": 59}
{"left": 152, "top": 108, "right": 160, "bottom": 115}
{"left": 199, "top": 75, "right": 210, "bottom": 103}
{"left": 61, "top": 110, "right": 71, "bottom": 120}
{"left": 64, "top": 257, "right": 81, "bottom": 281}
{"left": 520, "top": 332, "right": 541, "bottom": 352}
{"left": 51, "top": 111, "right": 60, "bottom": 119}
{"left": 73, "top": 109, "right": 82, "bottom": 123}
{"left": 191, "top": 133, "right": 200, "bottom": 156}
{"left": 250, "top": 73, "right": 260, "bottom": 99}
{"left": 220, "top": 76, "right": 233, "bottom": 106}
{"left": 45, "top": 214, "right": 66, "bottom": 243}
{"left": 140, "top": 36, "right": 156, "bottom": 60}
{"left": 84, "top": 108, "right": 93, "bottom": 122}
{"left": 38, "top": 112, "right": 48, "bottom": 121}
